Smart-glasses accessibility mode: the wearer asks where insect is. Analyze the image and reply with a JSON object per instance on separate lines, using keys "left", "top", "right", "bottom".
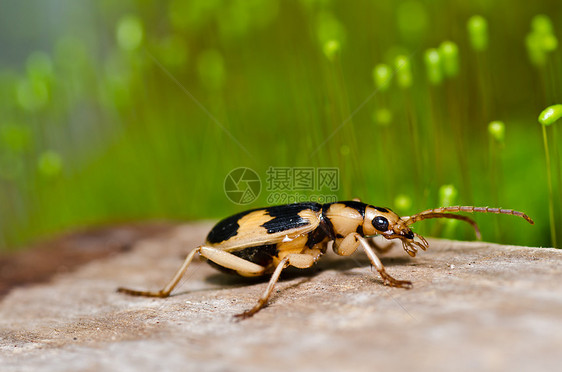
{"left": 118, "top": 200, "right": 534, "bottom": 319}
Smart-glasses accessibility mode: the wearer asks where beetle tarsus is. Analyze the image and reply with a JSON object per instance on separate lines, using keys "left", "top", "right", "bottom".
{"left": 379, "top": 270, "right": 413, "bottom": 289}
{"left": 234, "top": 308, "right": 258, "bottom": 320}
{"left": 117, "top": 287, "right": 170, "bottom": 298}
{"left": 234, "top": 299, "right": 268, "bottom": 320}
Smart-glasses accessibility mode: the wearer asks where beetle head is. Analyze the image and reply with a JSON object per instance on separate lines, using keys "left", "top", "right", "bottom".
{"left": 365, "top": 204, "right": 533, "bottom": 258}
{"left": 364, "top": 206, "right": 428, "bottom": 257}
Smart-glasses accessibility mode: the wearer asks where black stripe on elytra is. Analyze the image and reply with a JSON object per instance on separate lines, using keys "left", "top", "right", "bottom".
{"left": 374, "top": 206, "right": 390, "bottom": 213}
{"left": 339, "top": 201, "right": 367, "bottom": 218}
{"left": 260, "top": 202, "right": 322, "bottom": 234}
{"left": 206, "top": 208, "right": 259, "bottom": 244}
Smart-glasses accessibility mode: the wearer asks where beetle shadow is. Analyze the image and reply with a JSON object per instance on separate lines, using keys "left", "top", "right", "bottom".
{"left": 160, "top": 251, "right": 413, "bottom": 299}
{"left": 201, "top": 251, "right": 413, "bottom": 289}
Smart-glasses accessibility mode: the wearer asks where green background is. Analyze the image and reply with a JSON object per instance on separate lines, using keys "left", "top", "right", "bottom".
{"left": 0, "top": 0, "right": 560, "bottom": 251}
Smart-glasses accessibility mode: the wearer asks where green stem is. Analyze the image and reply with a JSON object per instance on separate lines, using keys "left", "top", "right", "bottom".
{"left": 552, "top": 124, "right": 562, "bottom": 242}
{"left": 488, "top": 136, "right": 501, "bottom": 240}
{"left": 542, "top": 124, "right": 557, "bottom": 247}
{"left": 374, "top": 97, "right": 393, "bottom": 200}
{"left": 334, "top": 56, "right": 363, "bottom": 197}
{"left": 446, "top": 81, "right": 472, "bottom": 204}
{"left": 428, "top": 87, "right": 443, "bottom": 186}
{"left": 545, "top": 60, "right": 562, "bottom": 243}
{"left": 404, "top": 89, "right": 422, "bottom": 207}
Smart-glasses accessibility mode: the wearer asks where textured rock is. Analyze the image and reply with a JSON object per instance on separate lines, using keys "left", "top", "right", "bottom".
{"left": 1, "top": 222, "right": 561, "bottom": 372}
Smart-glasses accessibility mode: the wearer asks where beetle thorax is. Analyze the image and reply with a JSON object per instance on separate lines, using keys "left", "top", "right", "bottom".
{"left": 323, "top": 202, "right": 366, "bottom": 237}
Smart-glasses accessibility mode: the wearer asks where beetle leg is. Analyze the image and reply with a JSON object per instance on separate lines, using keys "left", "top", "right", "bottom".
{"left": 117, "top": 246, "right": 202, "bottom": 298}
{"left": 332, "top": 233, "right": 411, "bottom": 288}
{"left": 235, "top": 253, "right": 315, "bottom": 319}
{"left": 118, "top": 246, "right": 266, "bottom": 298}
{"left": 199, "top": 246, "right": 265, "bottom": 275}
{"left": 332, "top": 233, "right": 362, "bottom": 256}
{"left": 333, "top": 234, "right": 392, "bottom": 255}
{"left": 358, "top": 235, "right": 412, "bottom": 288}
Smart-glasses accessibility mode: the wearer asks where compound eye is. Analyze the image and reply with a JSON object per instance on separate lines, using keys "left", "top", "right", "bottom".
{"left": 372, "top": 216, "right": 389, "bottom": 232}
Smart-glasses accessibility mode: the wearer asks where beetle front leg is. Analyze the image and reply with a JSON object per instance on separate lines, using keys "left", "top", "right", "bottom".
{"left": 333, "top": 233, "right": 412, "bottom": 289}
{"left": 359, "top": 236, "right": 412, "bottom": 288}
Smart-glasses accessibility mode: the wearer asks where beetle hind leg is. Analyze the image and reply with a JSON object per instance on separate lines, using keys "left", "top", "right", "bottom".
{"left": 118, "top": 245, "right": 267, "bottom": 298}
{"left": 117, "top": 247, "right": 202, "bottom": 298}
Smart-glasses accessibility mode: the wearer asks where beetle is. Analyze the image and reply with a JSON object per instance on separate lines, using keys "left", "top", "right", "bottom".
{"left": 117, "top": 200, "right": 534, "bottom": 319}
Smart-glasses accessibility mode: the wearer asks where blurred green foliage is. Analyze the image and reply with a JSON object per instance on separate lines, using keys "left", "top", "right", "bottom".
{"left": 0, "top": 0, "right": 561, "bottom": 250}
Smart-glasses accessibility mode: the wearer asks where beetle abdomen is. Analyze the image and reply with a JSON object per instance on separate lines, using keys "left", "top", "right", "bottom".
{"left": 232, "top": 244, "right": 279, "bottom": 267}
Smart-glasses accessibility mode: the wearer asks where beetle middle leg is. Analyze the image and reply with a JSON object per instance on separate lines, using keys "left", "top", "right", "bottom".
{"left": 235, "top": 253, "right": 316, "bottom": 319}
{"left": 333, "top": 233, "right": 412, "bottom": 288}
{"left": 117, "top": 245, "right": 266, "bottom": 298}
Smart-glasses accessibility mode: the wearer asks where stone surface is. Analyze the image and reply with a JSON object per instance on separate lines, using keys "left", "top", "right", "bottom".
{"left": 1, "top": 222, "right": 561, "bottom": 372}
